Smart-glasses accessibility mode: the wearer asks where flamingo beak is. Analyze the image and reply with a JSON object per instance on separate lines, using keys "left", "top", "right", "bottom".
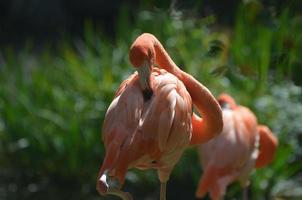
{"left": 137, "top": 60, "right": 151, "bottom": 91}
{"left": 137, "top": 60, "right": 153, "bottom": 100}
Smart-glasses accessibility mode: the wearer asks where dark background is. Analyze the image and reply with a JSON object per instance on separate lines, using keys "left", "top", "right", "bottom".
{"left": 0, "top": 0, "right": 302, "bottom": 200}
{"left": 1, "top": 0, "right": 301, "bottom": 44}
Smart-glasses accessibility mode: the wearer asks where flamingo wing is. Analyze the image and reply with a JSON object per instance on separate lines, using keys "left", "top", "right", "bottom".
{"left": 100, "top": 74, "right": 144, "bottom": 182}
{"left": 114, "top": 73, "right": 137, "bottom": 98}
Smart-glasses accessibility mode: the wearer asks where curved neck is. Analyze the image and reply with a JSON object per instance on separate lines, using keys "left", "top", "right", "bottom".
{"left": 152, "top": 37, "right": 223, "bottom": 145}
{"left": 153, "top": 41, "right": 182, "bottom": 78}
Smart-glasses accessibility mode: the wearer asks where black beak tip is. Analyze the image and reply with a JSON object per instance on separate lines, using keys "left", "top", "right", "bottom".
{"left": 143, "top": 89, "right": 153, "bottom": 101}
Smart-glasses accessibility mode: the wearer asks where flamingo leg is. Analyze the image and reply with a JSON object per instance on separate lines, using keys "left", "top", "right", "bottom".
{"left": 97, "top": 172, "right": 133, "bottom": 200}
{"left": 242, "top": 186, "right": 249, "bottom": 200}
{"left": 160, "top": 182, "right": 167, "bottom": 200}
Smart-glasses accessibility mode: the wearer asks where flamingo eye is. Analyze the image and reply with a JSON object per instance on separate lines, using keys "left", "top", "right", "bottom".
{"left": 220, "top": 102, "right": 230, "bottom": 109}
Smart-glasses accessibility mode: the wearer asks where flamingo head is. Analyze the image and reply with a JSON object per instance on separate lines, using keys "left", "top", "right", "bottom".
{"left": 129, "top": 35, "right": 155, "bottom": 68}
{"left": 129, "top": 33, "right": 156, "bottom": 93}
{"left": 218, "top": 93, "right": 237, "bottom": 109}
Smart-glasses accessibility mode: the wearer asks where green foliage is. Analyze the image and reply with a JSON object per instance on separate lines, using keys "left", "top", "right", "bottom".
{"left": 231, "top": 2, "right": 302, "bottom": 90}
{"left": 0, "top": 1, "right": 301, "bottom": 199}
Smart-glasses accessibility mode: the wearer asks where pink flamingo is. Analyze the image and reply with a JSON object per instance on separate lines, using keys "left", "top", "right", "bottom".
{"left": 96, "top": 33, "right": 223, "bottom": 200}
{"left": 196, "top": 93, "right": 278, "bottom": 200}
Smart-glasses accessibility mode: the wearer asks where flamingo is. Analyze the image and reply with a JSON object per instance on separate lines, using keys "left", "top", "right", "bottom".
{"left": 195, "top": 93, "right": 278, "bottom": 200}
{"left": 96, "top": 33, "right": 223, "bottom": 200}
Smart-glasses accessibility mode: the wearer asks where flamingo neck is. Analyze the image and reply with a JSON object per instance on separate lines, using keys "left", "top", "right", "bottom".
{"left": 152, "top": 37, "right": 223, "bottom": 145}
{"left": 153, "top": 41, "right": 182, "bottom": 78}
{"left": 180, "top": 71, "right": 223, "bottom": 144}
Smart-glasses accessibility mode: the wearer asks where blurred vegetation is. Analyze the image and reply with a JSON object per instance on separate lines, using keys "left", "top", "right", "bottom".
{"left": 0, "top": 0, "right": 302, "bottom": 199}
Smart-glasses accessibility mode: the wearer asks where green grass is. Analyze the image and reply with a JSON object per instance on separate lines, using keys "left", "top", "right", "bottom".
{"left": 0, "top": 2, "right": 302, "bottom": 199}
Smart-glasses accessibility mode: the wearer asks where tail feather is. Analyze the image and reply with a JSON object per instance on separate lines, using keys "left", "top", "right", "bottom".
{"left": 97, "top": 141, "right": 122, "bottom": 194}
{"left": 255, "top": 125, "right": 278, "bottom": 168}
{"left": 98, "top": 142, "right": 120, "bottom": 179}
{"left": 115, "top": 140, "right": 132, "bottom": 184}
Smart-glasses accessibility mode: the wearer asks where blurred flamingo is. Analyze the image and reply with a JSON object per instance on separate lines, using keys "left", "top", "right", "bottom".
{"left": 196, "top": 93, "right": 278, "bottom": 200}
{"left": 96, "top": 33, "right": 223, "bottom": 200}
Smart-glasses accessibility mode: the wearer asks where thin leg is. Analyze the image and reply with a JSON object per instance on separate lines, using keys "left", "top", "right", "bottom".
{"left": 160, "top": 182, "right": 167, "bottom": 200}
{"left": 242, "top": 186, "right": 249, "bottom": 200}
{"left": 97, "top": 173, "right": 133, "bottom": 200}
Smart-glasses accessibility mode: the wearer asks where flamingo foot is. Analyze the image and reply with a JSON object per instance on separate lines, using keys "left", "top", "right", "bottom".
{"left": 97, "top": 173, "right": 133, "bottom": 200}
{"left": 160, "top": 182, "right": 167, "bottom": 200}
